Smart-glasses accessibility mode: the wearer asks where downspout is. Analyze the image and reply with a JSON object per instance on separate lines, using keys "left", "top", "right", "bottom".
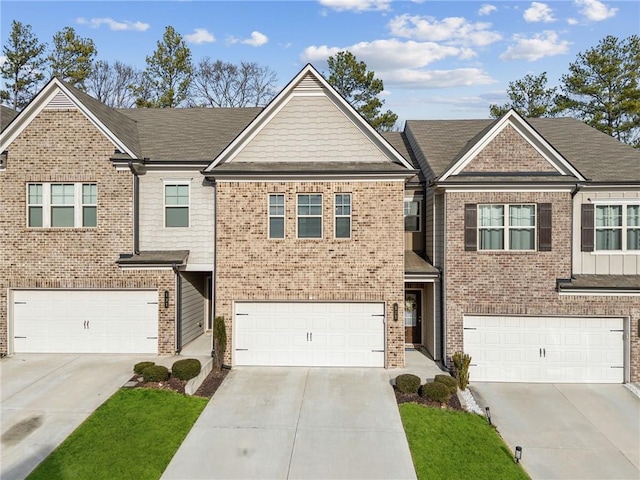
{"left": 211, "top": 178, "right": 217, "bottom": 359}
{"left": 127, "top": 161, "right": 140, "bottom": 255}
{"left": 173, "top": 263, "right": 182, "bottom": 354}
{"left": 570, "top": 183, "right": 583, "bottom": 281}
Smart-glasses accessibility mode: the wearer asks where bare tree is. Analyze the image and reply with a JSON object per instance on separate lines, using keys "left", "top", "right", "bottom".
{"left": 88, "top": 60, "right": 140, "bottom": 108}
{"left": 192, "top": 59, "right": 277, "bottom": 107}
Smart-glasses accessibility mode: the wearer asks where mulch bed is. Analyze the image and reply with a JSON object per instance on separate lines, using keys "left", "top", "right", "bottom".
{"left": 127, "top": 367, "right": 228, "bottom": 399}
{"left": 394, "top": 387, "right": 463, "bottom": 411}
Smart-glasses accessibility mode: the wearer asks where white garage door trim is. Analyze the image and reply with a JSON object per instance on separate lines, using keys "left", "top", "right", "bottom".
{"left": 463, "top": 315, "right": 626, "bottom": 383}
{"left": 11, "top": 289, "right": 159, "bottom": 354}
{"left": 234, "top": 301, "right": 386, "bottom": 367}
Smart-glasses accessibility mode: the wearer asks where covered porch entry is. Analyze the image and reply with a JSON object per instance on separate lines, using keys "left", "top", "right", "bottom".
{"left": 405, "top": 251, "right": 441, "bottom": 361}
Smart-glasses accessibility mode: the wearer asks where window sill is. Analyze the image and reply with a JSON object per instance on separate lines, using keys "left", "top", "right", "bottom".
{"left": 590, "top": 251, "right": 640, "bottom": 255}
{"left": 26, "top": 227, "right": 97, "bottom": 231}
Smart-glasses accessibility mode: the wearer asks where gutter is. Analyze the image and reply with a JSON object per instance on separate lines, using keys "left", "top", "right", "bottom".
{"left": 128, "top": 161, "right": 140, "bottom": 255}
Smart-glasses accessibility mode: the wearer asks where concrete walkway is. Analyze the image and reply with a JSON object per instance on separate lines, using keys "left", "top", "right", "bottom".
{"left": 162, "top": 367, "right": 417, "bottom": 480}
{"left": 471, "top": 382, "right": 640, "bottom": 480}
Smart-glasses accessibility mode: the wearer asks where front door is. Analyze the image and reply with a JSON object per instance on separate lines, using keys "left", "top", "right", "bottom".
{"left": 404, "top": 291, "right": 422, "bottom": 345}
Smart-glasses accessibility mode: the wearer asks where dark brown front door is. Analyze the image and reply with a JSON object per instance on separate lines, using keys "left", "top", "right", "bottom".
{"left": 404, "top": 291, "right": 422, "bottom": 344}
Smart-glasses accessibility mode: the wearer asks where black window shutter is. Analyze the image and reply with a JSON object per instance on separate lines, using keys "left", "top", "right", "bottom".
{"left": 538, "top": 203, "right": 552, "bottom": 251}
{"left": 581, "top": 204, "right": 595, "bottom": 252}
{"left": 464, "top": 204, "right": 477, "bottom": 251}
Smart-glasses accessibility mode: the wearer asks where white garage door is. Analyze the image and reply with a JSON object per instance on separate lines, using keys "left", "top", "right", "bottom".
{"left": 234, "top": 302, "right": 385, "bottom": 367}
{"left": 463, "top": 315, "right": 624, "bottom": 383}
{"left": 12, "top": 290, "right": 159, "bottom": 354}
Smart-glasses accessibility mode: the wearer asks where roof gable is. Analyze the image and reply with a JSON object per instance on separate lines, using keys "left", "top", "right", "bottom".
{"left": 0, "top": 78, "right": 140, "bottom": 158}
{"left": 439, "top": 110, "right": 586, "bottom": 182}
{"left": 204, "top": 64, "right": 414, "bottom": 172}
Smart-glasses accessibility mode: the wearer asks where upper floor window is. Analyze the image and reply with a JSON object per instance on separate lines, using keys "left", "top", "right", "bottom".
{"left": 595, "top": 204, "right": 640, "bottom": 251}
{"left": 404, "top": 200, "right": 420, "bottom": 232}
{"left": 478, "top": 204, "right": 536, "bottom": 251}
{"left": 165, "top": 184, "right": 189, "bottom": 227}
{"left": 335, "top": 193, "right": 351, "bottom": 239}
{"left": 268, "top": 194, "right": 285, "bottom": 239}
{"left": 297, "top": 194, "right": 322, "bottom": 238}
{"left": 27, "top": 183, "right": 97, "bottom": 228}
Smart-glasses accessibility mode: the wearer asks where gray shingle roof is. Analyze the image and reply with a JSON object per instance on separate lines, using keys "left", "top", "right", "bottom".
{"left": 407, "top": 117, "right": 640, "bottom": 183}
{"left": 557, "top": 275, "right": 640, "bottom": 291}
{"left": 119, "top": 108, "right": 261, "bottom": 161}
{"left": 405, "top": 251, "right": 439, "bottom": 275}
{"left": 116, "top": 250, "right": 189, "bottom": 266}
{"left": 1, "top": 105, "right": 18, "bottom": 131}
{"left": 58, "top": 79, "right": 142, "bottom": 158}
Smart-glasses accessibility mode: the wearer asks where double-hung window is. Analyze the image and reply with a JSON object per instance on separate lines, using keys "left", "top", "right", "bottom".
{"left": 335, "top": 193, "right": 351, "bottom": 239}
{"left": 297, "top": 194, "right": 322, "bottom": 238}
{"left": 404, "top": 200, "right": 420, "bottom": 232}
{"left": 478, "top": 204, "right": 535, "bottom": 251}
{"left": 595, "top": 204, "right": 640, "bottom": 251}
{"left": 165, "top": 184, "right": 189, "bottom": 227}
{"left": 27, "top": 183, "right": 97, "bottom": 228}
{"left": 268, "top": 194, "right": 285, "bottom": 239}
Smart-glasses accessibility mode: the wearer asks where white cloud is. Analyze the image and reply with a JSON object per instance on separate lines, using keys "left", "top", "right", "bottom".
{"left": 574, "top": 0, "right": 617, "bottom": 21}
{"left": 228, "top": 31, "right": 269, "bottom": 47}
{"left": 319, "top": 0, "right": 391, "bottom": 12}
{"left": 185, "top": 28, "right": 215, "bottom": 44}
{"left": 524, "top": 2, "right": 556, "bottom": 22}
{"left": 567, "top": 17, "right": 579, "bottom": 25}
{"left": 500, "top": 31, "right": 570, "bottom": 61}
{"left": 0, "top": 55, "right": 6, "bottom": 66}
{"left": 381, "top": 68, "right": 496, "bottom": 88}
{"left": 388, "top": 14, "right": 502, "bottom": 47}
{"left": 478, "top": 4, "right": 497, "bottom": 16}
{"left": 76, "top": 17, "right": 149, "bottom": 32}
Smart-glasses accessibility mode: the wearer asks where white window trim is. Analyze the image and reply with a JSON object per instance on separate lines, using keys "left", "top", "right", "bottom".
{"left": 404, "top": 199, "right": 422, "bottom": 233}
{"left": 296, "top": 193, "right": 323, "bottom": 239}
{"left": 477, "top": 203, "right": 537, "bottom": 251}
{"left": 82, "top": 183, "right": 97, "bottom": 227}
{"left": 594, "top": 204, "right": 640, "bottom": 252}
{"left": 27, "top": 182, "right": 97, "bottom": 229}
{"left": 334, "top": 193, "right": 352, "bottom": 240}
{"left": 163, "top": 180, "right": 190, "bottom": 228}
{"left": 268, "top": 193, "right": 286, "bottom": 240}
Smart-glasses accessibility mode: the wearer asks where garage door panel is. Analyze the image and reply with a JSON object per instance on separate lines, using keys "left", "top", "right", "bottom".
{"left": 464, "top": 315, "right": 624, "bottom": 383}
{"left": 235, "top": 302, "right": 385, "bottom": 367}
{"left": 13, "top": 290, "right": 158, "bottom": 354}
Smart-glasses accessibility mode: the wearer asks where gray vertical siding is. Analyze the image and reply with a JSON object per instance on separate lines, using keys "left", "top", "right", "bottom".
{"left": 180, "top": 272, "right": 206, "bottom": 347}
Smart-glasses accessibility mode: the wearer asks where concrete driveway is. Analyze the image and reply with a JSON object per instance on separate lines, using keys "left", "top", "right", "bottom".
{"left": 0, "top": 354, "right": 146, "bottom": 480}
{"left": 162, "top": 367, "right": 416, "bottom": 480}
{"left": 471, "top": 383, "right": 640, "bottom": 480}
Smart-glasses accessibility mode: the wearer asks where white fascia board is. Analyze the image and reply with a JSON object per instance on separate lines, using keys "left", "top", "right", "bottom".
{"left": 439, "top": 110, "right": 585, "bottom": 182}
{"left": 204, "top": 64, "right": 414, "bottom": 172}
{"left": 404, "top": 275, "right": 437, "bottom": 283}
{"left": 558, "top": 289, "right": 640, "bottom": 297}
{"left": 437, "top": 185, "right": 575, "bottom": 193}
{"left": 0, "top": 79, "right": 137, "bottom": 159}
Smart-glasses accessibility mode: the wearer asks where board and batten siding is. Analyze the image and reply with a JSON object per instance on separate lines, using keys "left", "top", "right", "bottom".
{"left": 231, "top": 96, "right": 389, "bottom": 163}
{"left": 572, "top": 190, "right": 640, "bottom": 275}
{"left": 138, "top": 172, "right": 215, "bottom": 266}
{"left": 180, "top": 273, "right": 206, "bottom": 347}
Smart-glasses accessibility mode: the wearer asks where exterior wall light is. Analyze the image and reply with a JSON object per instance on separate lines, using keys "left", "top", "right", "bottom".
{"left": 515, "top": 446, "right": 522, "bottom": 463}
{"left": 164, "top": 290, "right": 169, "bottom": 308}
{"left": 393, "top": 303, "right": 398, "bottom": 321}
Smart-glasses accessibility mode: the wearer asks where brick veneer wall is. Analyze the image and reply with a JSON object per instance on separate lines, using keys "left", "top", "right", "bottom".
{"left": 214, "top": 180, "right": 406, "bottom": 368}
{"left": 0, "top": 109, "right": 175, "bottom": 355}
{"left": 444, "top": 191, "right": 639, "bottom": 381}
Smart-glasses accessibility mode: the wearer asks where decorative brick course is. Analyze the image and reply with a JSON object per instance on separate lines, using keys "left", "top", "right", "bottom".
{"left": 214, "top": 180, "right": 406, "bottom": 368}
{"left": 0, "top": 109, "right": 175, "bottom": 355}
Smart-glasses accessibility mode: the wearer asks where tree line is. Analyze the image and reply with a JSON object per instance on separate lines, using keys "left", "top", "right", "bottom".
{"left": 490, "top": 35, "right": 639, "bottom": 147}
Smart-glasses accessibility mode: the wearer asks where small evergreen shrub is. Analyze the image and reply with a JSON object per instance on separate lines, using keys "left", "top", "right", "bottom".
{"left": 434, "top": 374, "right": 458, "bottom": 394}
{"left": 142, "top": 365, "right": 170, "bottom": 382}
{"left": 452, "top": 351, "right": 472, "bottom": 390}
{"left": 172, "top": 358, "right": 201, "bottom": 380}
{"left": 395, "top": 374, "right": 421, "bottom": 394}
{"left": 420, "top": 381, "right": 452, "bottom": 403}
{"left": 213, "top": 316, "right": 227, "bottom": 370}
{"left": 133, "top": 361, "right": 155, "bottom": 374}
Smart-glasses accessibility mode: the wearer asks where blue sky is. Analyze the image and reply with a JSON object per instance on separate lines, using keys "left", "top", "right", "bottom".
{"left": 1, "top": 0, "right": 638, "bottom": 123}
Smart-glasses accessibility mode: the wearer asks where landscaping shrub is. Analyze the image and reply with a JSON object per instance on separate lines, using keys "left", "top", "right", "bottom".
{"left": 213, "top": 316, "right": 227, "bottom": 370}
{"left": 452, "top": 351, "right": 472, "bottom": 390}
{"left": 420, "top": 381, "right": 452, "bottom": 403}
{"left": 434, "top": 374, "right": 458, "bottom": 394}
{"left": 172, "top": 358, "right": 201, "bottom": 381}
{"left": 142, "top": 365, "right": 170, "bottom": 383}
{"left": 395, "top": 373, "right": 421, "bottom": 394}
{"left": 134, "top": 361, "right": 155, "bottom": 374}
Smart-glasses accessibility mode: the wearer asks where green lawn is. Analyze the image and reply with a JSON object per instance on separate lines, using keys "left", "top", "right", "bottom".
{"left": 28, "top": 389, "right": 208, "bottom": 480}
{"left": 399, "top": 403, "right": 529, "bottom": 480}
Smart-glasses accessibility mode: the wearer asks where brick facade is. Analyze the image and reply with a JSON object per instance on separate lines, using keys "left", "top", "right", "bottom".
{"left": 0, "top": 109, "right": 175, "bottom": 355}
{"left": 444, "top": 190, "right": 639, "bottom": 381}
{"left": 214, "top": 180, "right": 406, "bottom": 368}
